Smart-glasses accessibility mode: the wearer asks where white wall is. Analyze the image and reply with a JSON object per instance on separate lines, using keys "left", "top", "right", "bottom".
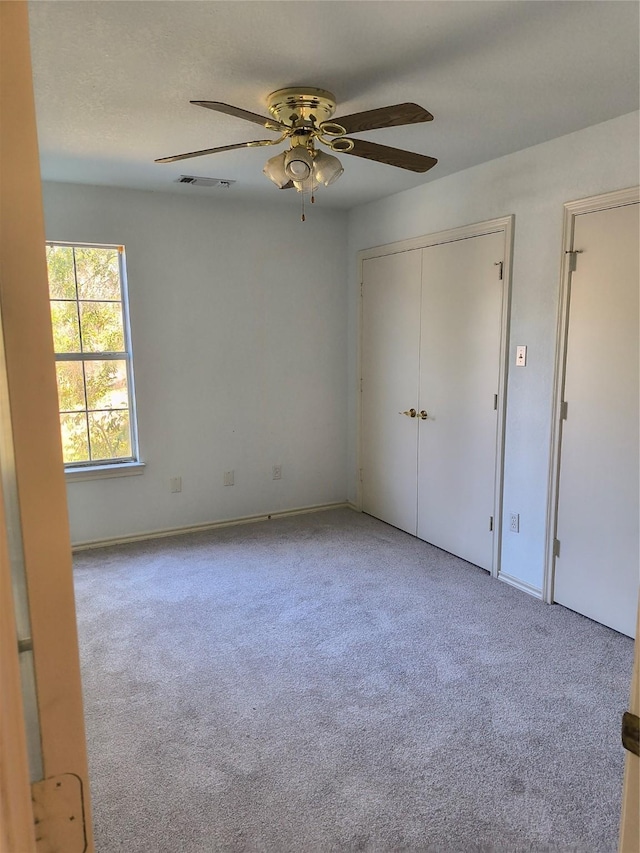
{"left": 43, "top": 111, "right": 639, "bottom": 572}
{"left": 42, "top": 183, "right": 349, "bottom": 545}
{"left": 347, "top": 111, "right": 640, "bottom": 593}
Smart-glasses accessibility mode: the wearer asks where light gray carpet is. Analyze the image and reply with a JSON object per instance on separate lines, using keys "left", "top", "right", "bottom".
{"left": 73, "top": 508, "right": 633, "bottom": 853}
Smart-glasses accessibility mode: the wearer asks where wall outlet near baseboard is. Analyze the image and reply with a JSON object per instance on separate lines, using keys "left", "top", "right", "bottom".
{"left": 223, "top": 470, "right": 234, "bottom": 487}
{"left": 272, "top": 464, "right": 282, "bottom": 480}
{"left": 509, "top": 512, "right": 520, "bottom": 533}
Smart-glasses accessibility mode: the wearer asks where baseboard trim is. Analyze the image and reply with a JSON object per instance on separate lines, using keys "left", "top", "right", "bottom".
{"left": 72, "top": 501, "right": 352, "bottom": 552}
{"left": 498, "top": 570, "right": 543, "bottom": 600}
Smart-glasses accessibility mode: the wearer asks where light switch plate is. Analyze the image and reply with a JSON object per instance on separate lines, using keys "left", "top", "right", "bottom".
{"left": 516, "top": 345, "right": 527, "bottom": 366}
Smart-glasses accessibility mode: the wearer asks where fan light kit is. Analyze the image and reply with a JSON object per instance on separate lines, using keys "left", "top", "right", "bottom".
{"left": 156, "top": 87, "right": 438, "bottom": 221}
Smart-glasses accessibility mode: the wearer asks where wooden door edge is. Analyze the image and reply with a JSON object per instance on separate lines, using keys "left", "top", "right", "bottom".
{"left": 619, "top": 597, "right": 640, "bottom": 852}
{"left": 0, "top": 482, "right": 36, "bottom": 851}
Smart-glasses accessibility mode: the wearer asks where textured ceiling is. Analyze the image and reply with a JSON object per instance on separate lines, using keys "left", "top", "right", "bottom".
{"left": 28, "top": 1, "right": 639, "bottom": 210}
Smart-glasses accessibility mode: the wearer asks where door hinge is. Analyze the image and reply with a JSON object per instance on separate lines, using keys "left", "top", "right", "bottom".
{"left": 18, "top": 636, "right": 33, "bottom": 654}
{"left": 553, "top": 538, "right": 561, "bottom": 558}
{"left": 32, "top": 773, "right": 87, "bottom": 852}
{"left": 360, "top": 378, "right": 363, "bottom": 393}
{"left": 622, "top": 711, "right": 640, "bottom": 757}
{"left": 494, "top": 261, "right": 503, "bottom": 280}
{"left": 560, "top": 400, "right": 568, "bottom": 420}
{"left": 489, "top": 516, "right": 494, "bottom": 532}
{"left": 493, "top": 394, "right": 498, "bottom": 411}
{"left": 565, "top": 250, "right": 583, "bottom": 273}
{"left": 359, "top": 468, "right": 363, "bottom": 483}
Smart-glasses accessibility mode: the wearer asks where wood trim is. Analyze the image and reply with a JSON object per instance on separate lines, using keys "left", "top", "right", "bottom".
{"left": 357, "top": 215, "right": 514, "bottom": 261}
{"left": 496, "top": 570, "right": 543, "bottom": 600}
{"left": 544, "top": 187, "right": 640, "bottom": 604}
{"left": 65, "top": 461, "right": 146, "bottom": 482}
{"left": 491, "top": 217, "right": 515, "bottom": 579}
{"left": 0, "top": 2, "right": 93, "bottom": 848}
{"left": 72, "top": 501, "right": 352, "bottom": 551}
{"left": 0, "top": 479, "right": 35, "bottom": 852}
{"left": 564, "top": 186, "right": 640, "bottom": 217}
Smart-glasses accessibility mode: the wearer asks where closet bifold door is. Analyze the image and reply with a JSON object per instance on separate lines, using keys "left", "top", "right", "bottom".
{"left": 361, "top": 249, "right": 421, "bottom": 535}
{"left": 416, "top": 232, "right": 504, "bottom": 570}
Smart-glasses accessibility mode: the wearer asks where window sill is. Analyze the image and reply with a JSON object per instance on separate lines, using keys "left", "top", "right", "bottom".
{"left": 65, "top": 462, "right": 146, "bottom": 483}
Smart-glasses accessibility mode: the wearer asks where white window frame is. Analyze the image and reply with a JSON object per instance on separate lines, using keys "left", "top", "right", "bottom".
{"left": 47, "top": 241, "right": 144, "bottom": 481}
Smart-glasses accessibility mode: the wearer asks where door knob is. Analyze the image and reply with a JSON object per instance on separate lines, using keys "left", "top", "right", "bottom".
{"left": 419, "top": 410, "right": 428, "bottom": 420}
{"left": 400, "top": 408, "right": 417, "bottom": 418}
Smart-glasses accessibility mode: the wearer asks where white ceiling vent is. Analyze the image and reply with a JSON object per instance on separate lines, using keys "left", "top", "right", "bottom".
{"left": 175, "top": 175, "right": 236, "bottom": 188}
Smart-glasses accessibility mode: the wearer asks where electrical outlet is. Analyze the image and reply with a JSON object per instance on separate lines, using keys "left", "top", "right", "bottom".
{"left": 509, "top": 512, "right": 520, "bottom": 533}
{"left": 170, "top": 477, "right": 182, "bottom": 493}
{"left": 272, "top": 464, "right": 282, "bottom": 480}
{"left": 223, "top": 470, "right": 234, "bottom": 487}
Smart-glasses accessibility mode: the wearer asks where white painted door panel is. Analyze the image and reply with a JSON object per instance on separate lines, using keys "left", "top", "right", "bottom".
{"left": 417, "top": 233, "right": 504, "bottom": 570}
{"left": 554, "top": 202, "right": 639, "bottom": 637}
{"left": 361, "top": 251, "right": 421, "bottom": 535}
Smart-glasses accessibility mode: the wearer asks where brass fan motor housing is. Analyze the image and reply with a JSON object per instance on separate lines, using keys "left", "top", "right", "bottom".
{"left": 267, "top": 88, "right": 338, "bottom": 127}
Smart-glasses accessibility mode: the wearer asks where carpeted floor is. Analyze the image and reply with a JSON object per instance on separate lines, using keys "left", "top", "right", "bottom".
{"left": 73, "top": 508, "right": 633, "bottom": 853}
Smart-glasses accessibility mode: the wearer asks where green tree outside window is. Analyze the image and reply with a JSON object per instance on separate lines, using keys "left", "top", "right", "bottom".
{"left": 46, "top": 244, "right": 138, "bottom": 466}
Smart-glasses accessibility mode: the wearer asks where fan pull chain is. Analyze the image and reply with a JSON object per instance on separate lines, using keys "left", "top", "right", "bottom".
{"left": 301, "top": 189, "right": 305, "bottom": 222}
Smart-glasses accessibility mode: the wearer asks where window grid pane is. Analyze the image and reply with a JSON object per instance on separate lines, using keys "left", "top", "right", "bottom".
{"left": 79, "top": 301, "right": 125, "bottom": 353}
{"left": 59, "top": 412, "right": 90, "bottom": 465}
{"left": 55, "top": 361, "right": 85, "bottom": 411}
{"left": 88, "top": 410, "right": 131, "bottom": 462}
{"left": 46, "top": 246, "right": 76, "bottom": 299}
{"left": 46, "top": 243, "right": 137, "bottom": 467}
{"left": 50, "top": 301, "right": 81, "bottom": 353}
{"left": 75, "top": 247, "right": 121, "bottom": 301}
{"left": 85, "top": 359, "right": 129, "bottom": 410}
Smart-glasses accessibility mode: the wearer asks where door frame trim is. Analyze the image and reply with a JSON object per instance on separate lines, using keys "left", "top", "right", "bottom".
{"left": 357, "top": 215, "right": 514, "bottom": 579}
{"left": 544, "top": 186, "right": 640, "bottom": 604}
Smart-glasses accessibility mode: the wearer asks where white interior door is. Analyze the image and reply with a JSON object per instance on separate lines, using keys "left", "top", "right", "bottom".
{"left": 361, "top": 250, "right": 421, "bottom": 535}
{"left": 554, "top": 201, "right": 639, "bottom": 637}
{"left": 417, "top": 232, "right": 504, "bottom": 570}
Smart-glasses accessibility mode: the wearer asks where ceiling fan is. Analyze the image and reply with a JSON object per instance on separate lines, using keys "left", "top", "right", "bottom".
{"left": 155, "top": 88, "right": 437, "bottom": 200}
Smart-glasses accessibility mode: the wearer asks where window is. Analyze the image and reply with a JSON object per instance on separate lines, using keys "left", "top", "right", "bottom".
{"left": 46, "top": 243, "right": 139, "bottom": 470}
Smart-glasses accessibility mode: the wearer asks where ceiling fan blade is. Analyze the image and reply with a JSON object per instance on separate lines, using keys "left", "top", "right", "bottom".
{"left": 155, "top": 140, "right": 276, "bottom": 164}
{"left": 191, "top": 101, "right": 284, "bottom": 131}
{"left": 333, "top": 103, "right": 433, "bottom": 135}
{"left": 279, "top": 181, "right": 295, "bottom": 190}
{"left": 342, "top": 139, "right": 437, "bottom": 173}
